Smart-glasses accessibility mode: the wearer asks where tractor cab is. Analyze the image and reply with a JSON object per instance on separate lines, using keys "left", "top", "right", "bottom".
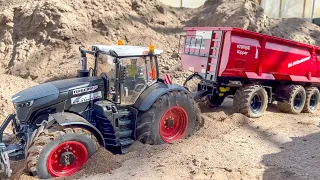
{"left": 78, "top": 41, "right": 162, "bottom": 105}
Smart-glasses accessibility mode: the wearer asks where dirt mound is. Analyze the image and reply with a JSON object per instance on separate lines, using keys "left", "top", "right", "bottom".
{"left": 188, "top": 0, "right": 265, "bottom": 32}
{"left": 0, "top": 0, "right": 191, "bottom": 83}
{"left": 189, "top": 0, "right": 320, "bottom": 45}
{"left": 197, "top": 112, "right": 251, "bottom": 139}
{"left": 2, "top": 0, "right": 320, "bottom": 179}
{"left": 0, "top": 74, "right": 38, "bottom": 132}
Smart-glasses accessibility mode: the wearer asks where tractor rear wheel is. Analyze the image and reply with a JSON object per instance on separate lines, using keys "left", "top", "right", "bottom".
{"left": 302, "top": 87, "right": 320, "bottom": 113}
{"left": 277, "top": 85, "right": 306, "bottom": 114}
{"left": 26, "top": 124, "right": 98, "bottom": 179}
{"left": 136, "top": 90, "right": 200, "bottom": 144}
{"left": 233, "top": 84, "right": 268, "bottom": 118}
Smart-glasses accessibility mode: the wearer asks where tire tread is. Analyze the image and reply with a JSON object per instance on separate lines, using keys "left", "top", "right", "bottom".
{"left": 26, "top": 125, "right": 98, "bottom": 176}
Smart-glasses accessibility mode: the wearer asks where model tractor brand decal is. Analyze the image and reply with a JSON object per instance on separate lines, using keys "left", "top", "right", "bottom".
{"left": 237, "top": 44, "right": 250, "bottom": 56}
{"left": 73, "top": 85, "right": 99, "bottom": 95}
{"left": 71, "top": 91, "right": 102, "bottom": 104}
{"left": 288, "top": 56, "right": 311, "bottom": 68}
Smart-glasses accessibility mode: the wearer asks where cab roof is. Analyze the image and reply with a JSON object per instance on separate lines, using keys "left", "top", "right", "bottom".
{"left": 92, "top": 45, "right": 163, "bottom": 58}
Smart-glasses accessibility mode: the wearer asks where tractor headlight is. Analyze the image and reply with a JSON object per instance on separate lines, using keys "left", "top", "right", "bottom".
{"left": 15, "top": 100, "right": 34, "bottom": 108}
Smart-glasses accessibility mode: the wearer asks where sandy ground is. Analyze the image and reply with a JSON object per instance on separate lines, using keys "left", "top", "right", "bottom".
{"left": 3, "top": 98, "right": 319, "bottom": 180}
{"left": 79, "top": 99, "right": 320, "bottom": 180}
{"left": 1, "top": 0, "right": 320, "bottom": 180}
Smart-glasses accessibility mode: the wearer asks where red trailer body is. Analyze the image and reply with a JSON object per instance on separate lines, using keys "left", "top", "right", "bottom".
{"left": 181, "top": 27, "right": 320, "bottom": 84}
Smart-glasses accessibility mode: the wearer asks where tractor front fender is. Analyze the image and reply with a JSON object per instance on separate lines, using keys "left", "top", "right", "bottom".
{"left": 134, "top": 81, "right": 189, "bottom": 111}
{"left": 49, "top": 112, "right": 105, "bottom": 147}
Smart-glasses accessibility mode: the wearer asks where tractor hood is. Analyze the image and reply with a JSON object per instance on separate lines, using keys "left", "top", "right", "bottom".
{"left": 11, "top": 77, "right": 101, "bottom": 104}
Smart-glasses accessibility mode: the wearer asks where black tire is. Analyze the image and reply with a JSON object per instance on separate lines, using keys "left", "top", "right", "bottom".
{"left": 233, "top": 84, "right": 268, "bottom": 118}
{"left": 277, "top": 85, "right": 306, "bottom": 114}
{"left": 302, "top": 87, "right": 320, "bottom": 113}
{"left": 26, "top": 124, "right": 98, "bottom": 179}
{"left": 136, "top": 90, "right": 201, "bottom": 145}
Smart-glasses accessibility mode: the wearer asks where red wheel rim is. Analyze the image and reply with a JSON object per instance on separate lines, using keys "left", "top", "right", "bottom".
{"left": 46, "top": 141, "right": 88, "bottom": 177}
{"left": 160, "top": 106, "right": 188, "bottom": 143}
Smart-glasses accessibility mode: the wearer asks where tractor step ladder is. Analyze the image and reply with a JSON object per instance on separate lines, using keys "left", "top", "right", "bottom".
{"left": 117, "top": 109, "right": 135, "bottom": 153}
{"left": 205, "top": 31, "right": 224, "bottom": 82}
{"left": 94, "top": 101, "right": 135, "bottom": 154}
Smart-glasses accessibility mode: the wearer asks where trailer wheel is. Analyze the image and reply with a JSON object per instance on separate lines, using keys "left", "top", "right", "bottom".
{"left": 277, "top": 85, "right": 306, "bottom": 114}
{"left": 302, "top": 87, "right": 320, "bottom": 113}
{"left": 136, "top": 90, "right": 200, "bottom": 144}
{"left": 233, "top": 84, "right": 268, "bottom": 118}
{"left": 26, "top": 124, "right": 98, "bottom": 179}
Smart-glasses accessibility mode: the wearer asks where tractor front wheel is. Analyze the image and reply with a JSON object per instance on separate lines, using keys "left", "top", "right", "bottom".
{"left": 26, "top": 124, "right": 98, "bottom": 179}
{"left": 136, "top": 90, "right": 200, "bottom": 144}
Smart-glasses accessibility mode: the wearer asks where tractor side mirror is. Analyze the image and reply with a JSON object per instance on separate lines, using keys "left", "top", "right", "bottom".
{"left": 120, "top": 65, "right": 127, "bottom": 83}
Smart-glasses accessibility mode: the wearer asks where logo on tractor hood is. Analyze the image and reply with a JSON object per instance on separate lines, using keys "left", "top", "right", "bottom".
{"left": 72, "top": 85, "right": 98, "bottom": 95}
{"left": 71, "top": 91, "right": 102, "bottom": 104}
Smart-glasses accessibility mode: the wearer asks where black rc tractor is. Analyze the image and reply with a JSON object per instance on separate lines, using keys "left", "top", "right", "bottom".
{"left": 0, "top": 42, "right": 199, "bottom": 179}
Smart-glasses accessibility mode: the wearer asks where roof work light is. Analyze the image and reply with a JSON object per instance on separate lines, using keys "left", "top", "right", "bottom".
{"left": 149, "top": 45, "right": 154, "bottom": 53}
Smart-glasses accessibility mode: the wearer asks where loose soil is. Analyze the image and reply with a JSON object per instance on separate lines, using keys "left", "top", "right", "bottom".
{"left": 1, "top": 0, "right": 320, "bottom": 180}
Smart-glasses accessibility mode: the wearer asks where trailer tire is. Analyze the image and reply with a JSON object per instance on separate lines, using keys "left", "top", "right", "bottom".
{"left": 302, "top": 87, "right": 320, "bottom": 113}
{"left": 233, "top": 84, "right": 268, "bottom": 118}
{"left": 277, "top": 85, "right": 306, "bottom": 114}
{"left": 26, "top": 124, "right": 98, "bottom": 179}
{"left": 136, "top": 90, "right": 200, "bottom": 145}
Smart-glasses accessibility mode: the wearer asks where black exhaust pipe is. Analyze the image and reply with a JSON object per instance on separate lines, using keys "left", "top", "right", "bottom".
{"left": 77, "top": 47, "right": 90, "bottom": 77}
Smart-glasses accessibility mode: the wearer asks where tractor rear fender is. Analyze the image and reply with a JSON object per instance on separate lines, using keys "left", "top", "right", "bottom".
{"left": 134, "top": 81, "right": 189, "bottom": 111}
{"left": 48, "top": 112, "right": 105, "bottom": 147}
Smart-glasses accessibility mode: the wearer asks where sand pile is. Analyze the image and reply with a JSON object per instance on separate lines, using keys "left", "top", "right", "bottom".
{"left": 0, "top": 0, "right": 191, "bottom": 83}
{"left": 0, "top": 74, "right": 38, "bottom": 133}
{"left": 2, "top": 0, "right": 320, "bottom": 179}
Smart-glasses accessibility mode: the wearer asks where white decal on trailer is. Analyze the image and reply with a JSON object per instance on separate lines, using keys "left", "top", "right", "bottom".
{"left": 237, "top": 44, "right": 251, "bottom": 50}
{"left": 236, "top": 44, "right": 250, "bottom": 56}
{"left": 255, "top": 46, "right": 259, "bottom": 59}
{"left": 288, "top": 56, "right": 311, "bottom": 68}
{"left": 237, "top": 50, "right": 249, "bottom": 55}
{"left": 71, "top": 91, "right": 102, "bottom": 104}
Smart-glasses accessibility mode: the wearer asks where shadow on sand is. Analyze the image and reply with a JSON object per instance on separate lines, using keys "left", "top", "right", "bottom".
{"left": 261, "top": 132, "right": 320, "bottom": 180}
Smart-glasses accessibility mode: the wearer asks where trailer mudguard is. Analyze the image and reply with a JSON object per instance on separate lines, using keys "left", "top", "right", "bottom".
{"left": 49, "top": 112, "right": 105, "bottom": 147}
{"left": 275, "top": 85, "right": 294, "bottom": 101}
{"left": 134, "top": 81, "right": 189, "bottom": 111}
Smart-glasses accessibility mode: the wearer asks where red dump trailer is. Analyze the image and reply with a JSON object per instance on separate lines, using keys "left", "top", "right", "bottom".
{"left": 180, "top": 27, "right": 320, "bottom": 117}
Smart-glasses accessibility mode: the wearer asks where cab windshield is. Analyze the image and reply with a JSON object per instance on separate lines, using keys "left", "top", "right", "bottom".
{"left": 96, "top": 53, "right": 157, "bottom": 105}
